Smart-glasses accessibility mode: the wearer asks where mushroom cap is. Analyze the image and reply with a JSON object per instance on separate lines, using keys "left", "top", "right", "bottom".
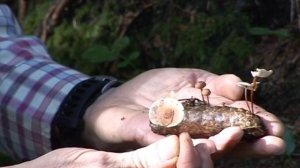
{"left": 149, "top": 98, "right": 185, "bottom": 127}
{"left": 251, "top": 68, "right": 273, "bottom": 78}
{"left": 195, "top": 81, "right": 206, "bottom": 89}
{"left": 237, "top": 81, "right": 260, "bottom": 91}
{"left": 202, "top": 88, "right": 211, "bottom": 96}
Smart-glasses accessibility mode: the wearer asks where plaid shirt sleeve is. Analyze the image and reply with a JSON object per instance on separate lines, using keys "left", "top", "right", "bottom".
{"left": 0, "top": 5, "right": 89, "bottom": 160}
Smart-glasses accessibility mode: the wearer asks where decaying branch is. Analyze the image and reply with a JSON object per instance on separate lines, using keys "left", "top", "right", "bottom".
{"left": 149, "top": 97, "right": 266, "bottom": 140}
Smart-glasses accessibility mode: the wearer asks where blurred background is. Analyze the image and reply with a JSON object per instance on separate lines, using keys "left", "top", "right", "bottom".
{"left": 0, "top": 0, "right": 299, "bottom": 167}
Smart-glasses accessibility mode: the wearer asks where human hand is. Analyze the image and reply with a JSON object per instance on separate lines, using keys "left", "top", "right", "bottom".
{"left": 213, "top": 101, "right": 286, "bottom": 158}
{"left": 9, "top": 133, "right": 213, "bottom": 168}
{"left": 83, "top": 68, "right": 285, "bottom": 158}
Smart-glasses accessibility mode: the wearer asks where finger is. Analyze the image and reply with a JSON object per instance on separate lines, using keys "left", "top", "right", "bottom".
{"left": 229, "top": 101, "right": 285, "bottom": 137}
{"left": 255, "top": 111, "right": 285, "bottom": 137}
{"left": 176, "top": 133, "right": 199, "bottom": 168}
{"left": 177, "top": 133, "right": 214, "bottom": 168}
{"left": 229, "top": 136, "right": 286, "bottom": 158}
{"left": 195, "top": 143, "right": 214, "bottom": 168}
{"left": 206, "top": 74, "right": 243, "bottom": 101}
{"left": 209, "top": 127, "right": 244, "bottom": 159}
{"left": 116, "top": 135, "right": 179, "bottom": 168}
{"left": 212, "top": 102, "right": 286, "bottom": 158}
{"left": 192, "top": 139, "right": 217, "bottom": 154}
{"left": 191, "top": 137, "right": 216, "bottom": 168}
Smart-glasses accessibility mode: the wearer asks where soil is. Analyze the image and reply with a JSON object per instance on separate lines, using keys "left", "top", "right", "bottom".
{"left": 215, "top": 36, "right": 300, "bottom": 168}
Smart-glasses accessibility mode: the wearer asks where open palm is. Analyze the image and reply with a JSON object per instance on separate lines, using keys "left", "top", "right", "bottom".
{"left": 83, "top": 68, "right": 285, "bottom": 158}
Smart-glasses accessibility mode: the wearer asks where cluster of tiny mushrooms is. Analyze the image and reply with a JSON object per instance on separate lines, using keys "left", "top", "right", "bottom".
{"left": 237, "top": 68, "right": 273, "bottom": 113}
{"left": 149, "top": 68, "right": 273, "bottom": 127}
{"left": 193, "top": 67, "right": 273, "bottom": 112}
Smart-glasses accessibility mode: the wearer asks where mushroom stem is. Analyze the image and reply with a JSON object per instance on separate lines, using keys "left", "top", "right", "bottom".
{"left": 195, "top": 81, "right": 206, "bottom": 102}
{"left": 206, "top": 95, "right": 210, "bottom": 105}
{"left": 244, "top": 88, "right": 251, "bottom": 112}
{"left": 200, "top": 89, "right": 205, "bottom": 102}
{"left": 202, "top": 89, "right": 211, "bottom": 106}
{"left": 250, "top": 77, "right": 257, "bottom": 113}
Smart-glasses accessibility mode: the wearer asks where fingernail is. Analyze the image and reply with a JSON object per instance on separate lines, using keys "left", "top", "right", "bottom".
{"left": 157, "top": 135, "right": 179, "bottom": 160}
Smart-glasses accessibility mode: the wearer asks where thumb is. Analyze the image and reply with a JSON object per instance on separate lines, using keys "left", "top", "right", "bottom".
{"left": 116, "top": 135, "right": 179, "bottom": 168}
{"left": 208, "top": 74, "right": 243, "bottom": 100}
{"left": 209, "top": 126, "right": 244, "bottom": 159}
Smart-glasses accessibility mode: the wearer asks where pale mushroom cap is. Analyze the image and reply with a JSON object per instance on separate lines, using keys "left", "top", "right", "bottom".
{"left": 149, "top": 98, "right": 185, "bottom": 127}
{"left": 237, "top": 81, "right": 260, "bottom": 91}
{"left": 251, "top": 68, "right": 273, "bottom": 78}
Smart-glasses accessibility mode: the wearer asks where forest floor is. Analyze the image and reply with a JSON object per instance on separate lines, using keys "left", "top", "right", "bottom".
{"left": 215, "top": 36, "right": 300, "bottom": 168}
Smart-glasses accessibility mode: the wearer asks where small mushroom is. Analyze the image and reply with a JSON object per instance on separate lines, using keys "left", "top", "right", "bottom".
{"left": 237, "top": 81, "right": 260, "bottom": 112}
{"left": 149, "top": 98, "right": 185, "bottom": 127}
{"left": 237, "top": 68, "right": 273, "bottom": 113}
{"left": 195, "top": 81, "right": 206, "bottom": 101}
{"left": 250, "top": 68, "right": 273, "bottom": 113}
{"left": 202, "top": 88, "right": 211, "bottom": 105}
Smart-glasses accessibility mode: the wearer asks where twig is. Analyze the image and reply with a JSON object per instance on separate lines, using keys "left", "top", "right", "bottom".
{"left": 18, "top": 0, "right": 29, "bottom": 21}
{"left": 39, "top": 0, "right": 70, "bottom": 42}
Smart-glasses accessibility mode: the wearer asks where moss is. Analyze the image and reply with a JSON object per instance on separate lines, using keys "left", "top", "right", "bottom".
{"left": 20, "top": 0, "right": 255, "bottom": 78}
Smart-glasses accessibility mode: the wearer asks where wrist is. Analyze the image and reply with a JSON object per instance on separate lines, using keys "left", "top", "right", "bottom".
{"left": 51, "top": 76, "right": 120, "bottom": 149}
{"left": 82, "top": 89, "right": 145, "bottom": 151}
{"left": 81, "top": 87, "right": 116, "bottom": 149}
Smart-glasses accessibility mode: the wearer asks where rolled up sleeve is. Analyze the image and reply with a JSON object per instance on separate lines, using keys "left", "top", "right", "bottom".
{"left": 0, "top": 5, "right": 89, "bottom": 160}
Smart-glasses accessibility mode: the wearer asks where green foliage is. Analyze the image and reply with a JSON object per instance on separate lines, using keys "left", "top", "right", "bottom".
{"left": 40, "top": 1, "right": 141, "bottom": 77}
{"left": 81, "top": 37, "right": 139, "bottom": 68}
{"left": 22, "top": 1, "right": 52, "bottom": 34}
{"left": 146, "top": 7, "right": 253, "bottom": 73}
{"left": 249, "top": 27, "right": 290, "bottom": 38}
{"left": 211, "top": 31, "right": 253, "bottom": 73}
{"left": 21, "top": 0, "right": 256, "bottom": 78}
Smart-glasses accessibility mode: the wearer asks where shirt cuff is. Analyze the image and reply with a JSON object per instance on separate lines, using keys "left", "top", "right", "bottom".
{"left": 0, "top": 58, "right": 89, "bottom": 160}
